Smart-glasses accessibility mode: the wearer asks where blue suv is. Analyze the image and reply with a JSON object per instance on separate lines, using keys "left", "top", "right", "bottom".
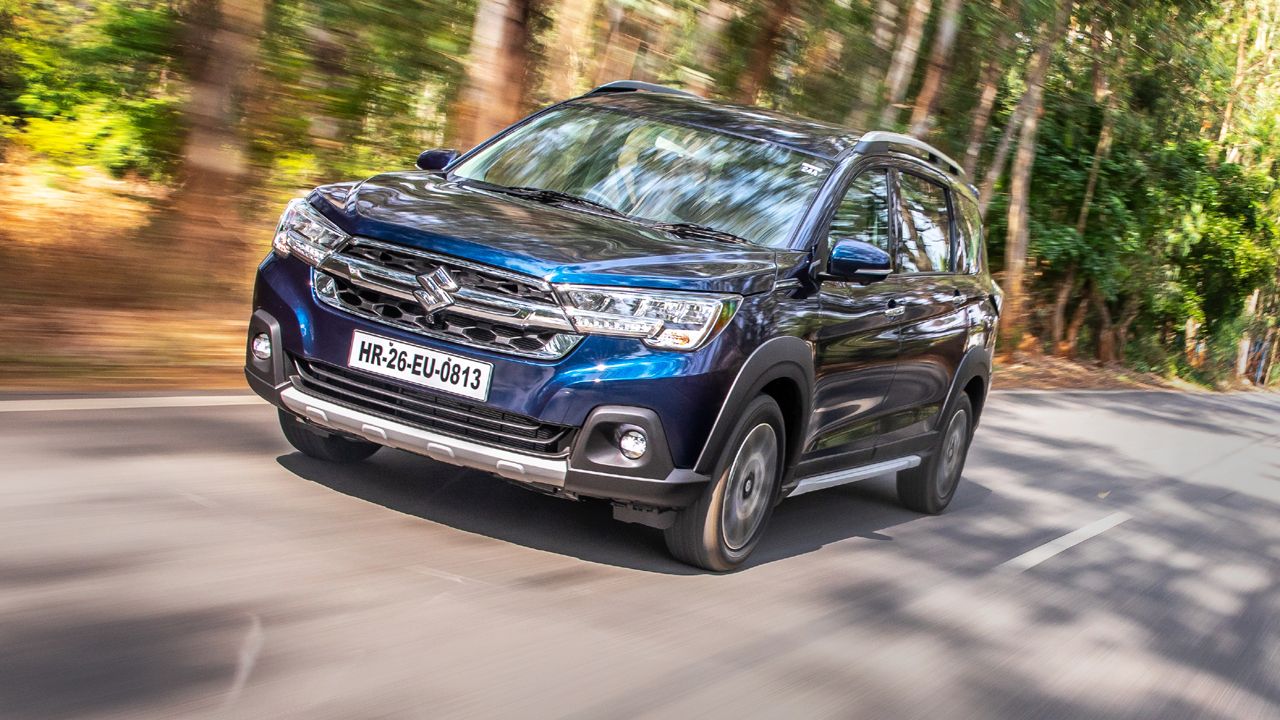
{"left": 245, "top": 81, "right": 999, "bottom": 571}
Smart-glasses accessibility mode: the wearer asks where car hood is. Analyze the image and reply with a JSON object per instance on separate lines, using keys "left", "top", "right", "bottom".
{"left": 310, "top": 172, "right": 779, "bottom": 295}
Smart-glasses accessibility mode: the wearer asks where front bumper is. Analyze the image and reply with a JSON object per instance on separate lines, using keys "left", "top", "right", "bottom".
{"left": 245, "top": 256, "right": 718, "bottom": 508}
{"left": 278, "top": 384, "right": 568, "bottom": 486}
{"left": 251, "top": 253, "right": 739, "bottom": 466}
{"left": 253, "top": 373, "right": 709, "bottom": 507}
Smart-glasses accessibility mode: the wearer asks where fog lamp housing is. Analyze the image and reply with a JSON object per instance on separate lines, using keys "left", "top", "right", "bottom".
{"left": 617, "top": 428, "right": 648, "bottom": 460}
{"left": 251, "top": 332, "right": 272, "bottom": 361}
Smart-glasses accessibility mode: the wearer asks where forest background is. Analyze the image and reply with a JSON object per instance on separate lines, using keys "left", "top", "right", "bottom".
{"left": 1, "top": 0, "right": 1277, "bottom": 389}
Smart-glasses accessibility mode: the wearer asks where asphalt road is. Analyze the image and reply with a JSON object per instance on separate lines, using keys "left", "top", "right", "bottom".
{"left": 2, "top": 389, "right": 1279, "bottom": 719}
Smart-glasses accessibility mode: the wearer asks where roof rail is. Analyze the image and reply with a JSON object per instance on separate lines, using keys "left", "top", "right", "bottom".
{"left": 856, "top": 131, "right": 964, "bottom": 178}
{"left": 588, "top": 80, "right": 697, "bottom": 98}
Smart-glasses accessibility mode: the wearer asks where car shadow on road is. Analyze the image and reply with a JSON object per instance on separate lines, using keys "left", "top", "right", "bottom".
{"left": 276, "top": 450, "right": 989, "bottom": 575}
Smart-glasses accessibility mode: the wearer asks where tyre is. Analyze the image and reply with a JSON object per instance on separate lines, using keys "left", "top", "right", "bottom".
{"left": 665, "top": 395, "right": 785, "bottom": 572}
{"left": 897, "top": 394, "right": 973, "bottom": 514}
{"left": 278, "top": 409, "right": 380, "bottom": 463}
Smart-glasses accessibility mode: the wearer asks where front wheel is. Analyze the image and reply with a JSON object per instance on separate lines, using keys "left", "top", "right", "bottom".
{"left": 897, "top": 394, "right": 973, "bottom": 514}
{"left": 664, "top": 395, "right": 785, "bottom": 572}
{"left": 278, "top": 409, "right": 380, "bottom": 464}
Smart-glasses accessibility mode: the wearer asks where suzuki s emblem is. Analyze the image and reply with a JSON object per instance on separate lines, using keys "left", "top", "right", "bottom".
{"left": 414, "top": 266, "right": 458, "bottom": 316}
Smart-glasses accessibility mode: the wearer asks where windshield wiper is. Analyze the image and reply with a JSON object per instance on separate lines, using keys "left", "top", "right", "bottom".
{"left": 480, "top": 183, "right": 628, "bottom": 218}
{"left": 650, "top": 222, "right": 749, "bottom": 245}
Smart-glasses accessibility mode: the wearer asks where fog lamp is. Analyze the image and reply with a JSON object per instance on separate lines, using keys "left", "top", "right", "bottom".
{"left": 251, "top": 333, "right": 272, "bottom": 361}
{"left": 618, "top": 428, "right": 648, "bottom": 460}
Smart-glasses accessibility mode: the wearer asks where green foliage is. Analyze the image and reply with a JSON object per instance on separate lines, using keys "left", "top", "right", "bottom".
{"left": 2, "top": 0, "right": 183, "bottom": 177}
{"left": 0, "top": 0, "right": 1276, "bottom": 384}
{"left": 247, "top": 0, "right": 473, "bottom": 183}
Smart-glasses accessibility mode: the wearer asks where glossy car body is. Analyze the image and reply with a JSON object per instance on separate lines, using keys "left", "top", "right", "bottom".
{"left": 246, "top": 81, "right": 998, "bottom": 538}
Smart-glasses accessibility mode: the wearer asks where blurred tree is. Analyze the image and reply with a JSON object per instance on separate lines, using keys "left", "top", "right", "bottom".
{"left": 1, "top": 0, "right": 1276, "bottom": 385}
{"left": 846, "top": 0, "right": 898, "bottom": 128}
{"left": 878, "top": 0, "right": 931, "bottom": 127}
{"left": 999, "top": 0, "right": 1072, "bottom": 348}
{"left": 544, "top": 0, "right": 601, "bottom": 99}
{"left": 907, "top": 0, "right": 962, "bottom": 137}
{"left": 960, "top": 1, "right": 1015, "bottom": 175}
{"left": 452, "top": 0, "right": 541, "bottom": 149}
{"left": 735, "top": 0, "right": 796, "bottom": 102}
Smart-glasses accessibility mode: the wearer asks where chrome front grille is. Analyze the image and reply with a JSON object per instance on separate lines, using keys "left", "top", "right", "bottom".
{"left": 341, "top": 243, "right": 559, "bottom": 305}
{"left": 313, "top": 238, "right": 582, "bottom": 359}
{"left": 291, "top": 357, "right": 574, "bottom": 455}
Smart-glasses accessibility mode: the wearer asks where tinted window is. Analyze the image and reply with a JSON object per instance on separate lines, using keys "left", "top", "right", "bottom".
{"left": 828, "top": 169, "right": 891, "bottom": 253}
{"left": 955, "top": 192, "right": 983, "bottom": 273}
{"left": 453, "top": 106, "right": 833, "bottom": 248}
{"left": 895, "top": 173, "right": 952, "bottom": 273}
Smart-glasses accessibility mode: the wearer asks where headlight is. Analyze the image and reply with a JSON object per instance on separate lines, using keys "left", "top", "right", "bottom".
{"left": 273, "top": 198, "right": 349, "bottom": 266}
{"left": 557, "top": 285, "right": 740, "bottom": 351}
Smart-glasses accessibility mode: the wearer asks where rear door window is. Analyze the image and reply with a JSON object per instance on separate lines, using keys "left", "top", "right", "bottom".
{"left": 895, "top": 172, "right": 953, "bottom": 273}
{"left": 954, "top": 192, "right": 983, "bottom": 273}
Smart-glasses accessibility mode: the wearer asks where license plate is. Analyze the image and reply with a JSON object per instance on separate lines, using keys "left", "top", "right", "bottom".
{"left": 347, "top": 330, "right": 492, "bottom": 401}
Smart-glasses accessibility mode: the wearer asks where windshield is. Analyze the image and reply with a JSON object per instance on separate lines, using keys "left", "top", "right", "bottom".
{"left": 451, "top": 105, "right": 832, "bottom": 248}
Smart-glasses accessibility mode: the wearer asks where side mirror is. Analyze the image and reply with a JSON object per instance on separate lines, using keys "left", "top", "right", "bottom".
{"left": 824, "top": 239, "right": 892, "bottom": 283}
{"left": 416, "top": 148, "right": 459, "bottom": 172}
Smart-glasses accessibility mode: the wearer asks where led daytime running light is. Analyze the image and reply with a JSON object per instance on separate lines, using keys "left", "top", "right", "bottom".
{"left": 557, "top": 284, "right": 740, "bottom": 351}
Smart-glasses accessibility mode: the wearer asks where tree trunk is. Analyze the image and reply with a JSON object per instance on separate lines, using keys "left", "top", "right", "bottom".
{"left": 961, "top": 28, "right": 1012, "bottom": 177}
{"left": 977, "top": 42, "right": 1054, "bottom": 220}
{"left": 1076, "top": 94, "right": 1116, "bottom": 235}
{"left": 1185, "top": 317, "right": 1201, "bottom": 366}
{"left": 1237, "top": 287, "right": 1261, "bottom": 377}
{"left": 735, "top": 0, "right": 795, "bottom": 103}
{"left": 1217, "top": 13, "right": 1250, "bottom": 145}
{"left": 998, "top": 0, "right": 1072, "bottom": 350}
{"left": 1114, "top": 294, "right": 1140, "bottom": 357}
{"left": 544, "top": 0, "right": 601, "bottom": 101}
{"left": 686, "top": 0, "right": 735, "bottom": 96}
{"left": 144, "top": 0, "right": 264, "bottom": 295}
{"left": 592, "top": 5, "right": 640, "bottom": 85}
{"left": 908, "top": 0, "right": 963, "bottom": 137}
{"left": 1063, "top": 295, "right": 1089, "bottom": 358}
{"left": 847, "top": 0, "right": 900, "bottom": 128}
{"left": 1093, "top": 285, "right": 1117, "bottom": 364}
{"left": 878, "top": 0, "right": 933, "bottom": 128}
{"left": 451, "top": 0, "right": 538, "bottom": 150}
{"left": 1260, "top": 327, "right": 1279, "bottom": 385}
{"left": 1049, "top": 264, "right": 1077, "bottom": 347}
{"left": 1089, "top": 22, "right": 1107, "bottom": 102}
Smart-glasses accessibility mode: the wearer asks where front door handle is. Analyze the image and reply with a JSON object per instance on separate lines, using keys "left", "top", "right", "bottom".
{"left": 885, "top": 304, "right": 905, "bottom": 317}
{"left": 951, "top": 293, "right": 967, "bottom": 305}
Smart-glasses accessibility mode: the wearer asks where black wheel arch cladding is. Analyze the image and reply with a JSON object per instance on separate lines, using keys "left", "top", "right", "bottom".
{"left": 695, "top": 336, "right": 814, "bottom": 476}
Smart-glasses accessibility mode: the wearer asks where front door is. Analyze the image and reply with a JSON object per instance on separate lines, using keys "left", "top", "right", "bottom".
{"left": 801, "top": 167, "right": 903, "bottom": 476}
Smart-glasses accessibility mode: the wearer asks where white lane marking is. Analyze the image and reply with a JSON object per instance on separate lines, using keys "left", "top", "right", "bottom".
{"left": 223, "top": 613, "right": 265, "bottom": 707}
{"left": 998, "top": 511, "right": 1132, "bottom": 573}
{"left": 0, "top": 395, "right": 263, "bottom": 413}
{"left": 406, "top": 565, "right": 495, "bottom": 587}
{"left": 179, "top": 491, "right": 219, "bottom": 509}
{"left": 992, "top": 388, "right": 1199, "bottom": 395}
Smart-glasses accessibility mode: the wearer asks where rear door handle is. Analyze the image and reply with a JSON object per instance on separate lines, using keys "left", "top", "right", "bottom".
{"left": 885, "top": 304, "right": 905, "bottom": 317}
{"left": 951, "top": 294, "right": 967, "bottom": 305}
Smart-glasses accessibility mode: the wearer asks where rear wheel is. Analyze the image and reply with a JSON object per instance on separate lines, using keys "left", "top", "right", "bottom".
{"left": 897, "top": 394, "right": 972, "bottom": 514}
{"left": 664, "top": 395, "right": 785, "bottom": 572}
{"left": 278, "top": 409, "right": 380, "bottom": 463}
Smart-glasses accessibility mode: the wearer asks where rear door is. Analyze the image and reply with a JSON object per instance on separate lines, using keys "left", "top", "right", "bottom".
{"left": 801, "top": 167, "right": 903, "bottom": 474}
{"left": 873, "top": 169, "right": 972, "bottom": 457}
